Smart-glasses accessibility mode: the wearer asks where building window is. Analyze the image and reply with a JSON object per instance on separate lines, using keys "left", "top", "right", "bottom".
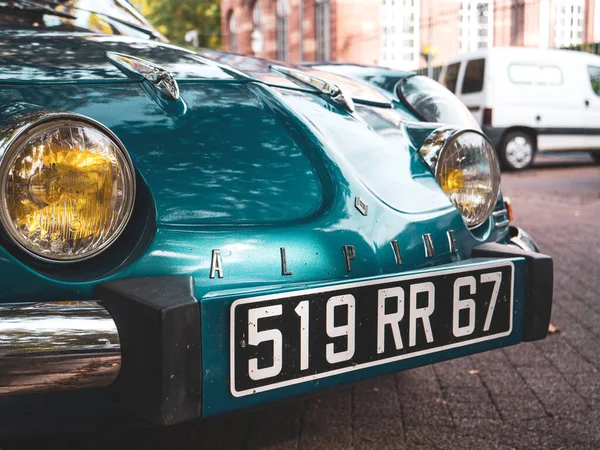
{"left": 459, "top": 0, "right": 492, "bottom": 52}
{"left": 381, "top": 0, "right": 419, "bottom": 70}
{"left": 554, "top": 0, "right": 585, "bottom": 48}
{"left": 316, "top": 0, "right": 331, "bottom": 61}
{"left": 251, "top": 3, "right": 263, "bottom": 56}
{"left": 277, "top": 0, "right": 290, "bottom": 60}
{"left": 228, "top": 11, "right": 237, "bottom": 53}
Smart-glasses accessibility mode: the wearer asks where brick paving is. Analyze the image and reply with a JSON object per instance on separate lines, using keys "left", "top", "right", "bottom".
{"left": 2, "top": 160, "right": 599, "bottom": 449}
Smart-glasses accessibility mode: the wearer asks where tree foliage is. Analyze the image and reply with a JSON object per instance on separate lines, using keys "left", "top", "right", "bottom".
{"left": 136, "top": 0, "right": 221, "bottom": 49}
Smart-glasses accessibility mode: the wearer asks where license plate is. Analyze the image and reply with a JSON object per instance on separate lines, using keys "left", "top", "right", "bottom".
{"left": 230, "top": 262, "right": 514, "bottom": 397}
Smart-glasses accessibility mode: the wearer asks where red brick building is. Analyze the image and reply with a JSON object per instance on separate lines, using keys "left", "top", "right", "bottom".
{"left": 220, "top": 0, "right": 382, "bottom": 63}
{"left": 221, "top": 0, "right": 600, "bottom": 69}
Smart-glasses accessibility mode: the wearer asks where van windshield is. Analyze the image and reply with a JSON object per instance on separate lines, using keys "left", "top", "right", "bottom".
{"left": 462, "top": 59, "right": 485, "bottom": 93}
{"left": 442, "top": 62, "right": 460, "bottom": 93}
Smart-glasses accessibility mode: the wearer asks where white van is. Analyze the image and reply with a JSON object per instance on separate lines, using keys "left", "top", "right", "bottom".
{"left": 438, "top": 47, "right": 600, "bottom": 170}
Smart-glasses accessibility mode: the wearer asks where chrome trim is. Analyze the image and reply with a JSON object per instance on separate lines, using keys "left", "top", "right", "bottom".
{"left": 418, "top": 127, "right": 461, "bottom": 170}
{"left": 343, "top": 245, "right": 356, "bottom": 272}
{"left": 494, "top": 219, "right": 510, "bottom": 228}
{"left": 210, "top": 249, "right": 224, "bottom": 279}
{"left": 270, "top": 65, "right": 355, "bottom": 112}
{"left": 422, "top": 233, "right": 436, "bottom": 258}
{"left": 107, "top": 52, "right": 180, "bottom": 100}
{"left": 509, "top": 226, "right": 540, "bottom": 253}
{"left": 354, "top": 196, "right": 369, "bottom": 216}
{"left": 0, "top": 108, "right": 137, "bottom": 263}
{"left": 280, "top": 247, "right": 292, "bottom": 276}
{"left": 0, "top": 301, "right": 120, "bottom": 395}
{"left": 492, "top": 209, "right": 508, "bottom": 218}
{"left": 390, "top": 240, "right": 402, "bottom": 265}
{"left": 447, "top": 230, "right": 457, "bottom": 254}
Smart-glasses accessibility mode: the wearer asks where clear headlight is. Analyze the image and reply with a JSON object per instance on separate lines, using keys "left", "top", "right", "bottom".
{"left": 420, "top": 128, "right": 500, "bottom": 227}
{"left": 0, "top": 114, "right": 136, "bottom": 261}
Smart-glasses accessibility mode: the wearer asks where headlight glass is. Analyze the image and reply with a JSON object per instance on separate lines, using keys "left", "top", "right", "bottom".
{"left": 423, "top": 129, "right": 500, "bottom": 227}
{"left": 0, "top": 118, "right": 135, "bottom": 261}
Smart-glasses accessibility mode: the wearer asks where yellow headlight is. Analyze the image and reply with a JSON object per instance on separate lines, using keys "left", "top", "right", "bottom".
{"left": 0, "top": 116, "right": 135, "bottom": 261}
{"left": 420, "top": 128, "right": 500, "bottom": 227}
{"left": 439, "top": 168, "right": 465, "bottom": 192}
{"left": 435, "top": 131, "right": 500, "bottom": 227}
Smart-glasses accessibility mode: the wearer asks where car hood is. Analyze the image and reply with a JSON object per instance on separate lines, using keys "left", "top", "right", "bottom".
{"left": 0, "top": 32, "right": 452, "bottom": 228}
{"left": 0, "top": 31, "right": 239, "bottom": 83}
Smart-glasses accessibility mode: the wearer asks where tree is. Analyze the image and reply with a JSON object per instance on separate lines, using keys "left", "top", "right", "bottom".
{"left": 136, "top": 0, "right": 221, "bottom": 49}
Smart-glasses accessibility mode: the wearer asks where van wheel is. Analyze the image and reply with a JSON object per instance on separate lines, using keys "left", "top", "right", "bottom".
{"left": 499, "top": 132, "right": 535, "bottom": 170}
{"left": 591, "top": 153, "right": 600, "bottom": 164}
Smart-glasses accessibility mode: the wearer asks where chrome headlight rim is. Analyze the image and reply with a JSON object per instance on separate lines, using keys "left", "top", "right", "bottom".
{"left": 420, "top": 126, "right": 501, "bottom": 228}
{"left": 0, "top": 110, "right": 136, "bottom": 263}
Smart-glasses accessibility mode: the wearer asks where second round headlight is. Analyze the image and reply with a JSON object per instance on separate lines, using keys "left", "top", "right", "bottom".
{"left": 422, "top": 129, "right": 500, "bottom": 227}
{"left": 0, "top": 114, "right": 136, "bottom": 262}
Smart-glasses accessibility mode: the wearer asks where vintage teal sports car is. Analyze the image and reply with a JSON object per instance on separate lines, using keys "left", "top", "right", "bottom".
{"left": 0, "top": 0, "right": 552, "bottom": 426}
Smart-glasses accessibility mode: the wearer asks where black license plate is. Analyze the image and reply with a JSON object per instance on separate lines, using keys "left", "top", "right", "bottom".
{"left": 230, "top": 262, "right": 514, "bottom": 396}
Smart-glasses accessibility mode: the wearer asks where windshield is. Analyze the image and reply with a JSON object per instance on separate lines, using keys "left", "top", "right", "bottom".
{"left": 0, "top": 0, "right": 162, "bottom": 40}
{"left": 397, "top": 74, "right": 479, "bottom": 129}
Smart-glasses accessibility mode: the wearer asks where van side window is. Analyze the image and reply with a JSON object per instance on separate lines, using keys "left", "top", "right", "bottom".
{"left": 588, "top": 66, "right": 600, "bottom": 96}
{"left": 462, "top": 58, "right": 485, "bottom": 94}
{"left": 508, "top": 64, "right": 563, "bottom": 85}
{"left": 442, "top": 62, "right": 460, "bottom": 93}
{"left": 508, "top": 64, "right": 536, "bottom": 84}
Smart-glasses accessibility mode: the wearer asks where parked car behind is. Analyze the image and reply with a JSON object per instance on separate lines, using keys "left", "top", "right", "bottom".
{"left": 438, "top": 47, "right": 600, "bottom": 170}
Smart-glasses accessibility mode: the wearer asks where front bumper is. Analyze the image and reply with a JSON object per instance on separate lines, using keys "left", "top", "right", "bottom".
{"left": 0, "top": 242, "right": 552, "bottom": 425}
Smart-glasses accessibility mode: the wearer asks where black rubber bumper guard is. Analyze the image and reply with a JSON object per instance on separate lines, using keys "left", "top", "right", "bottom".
{"left": 472, "top": 242, "right": 553, "bottom": 342}
{"left": 96, "top": 277, "right": 201, "bottom": 426}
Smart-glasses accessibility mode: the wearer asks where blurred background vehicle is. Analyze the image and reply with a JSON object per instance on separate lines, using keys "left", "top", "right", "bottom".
{"left": 439, "top": 47, "right": 600, "bottom": 170}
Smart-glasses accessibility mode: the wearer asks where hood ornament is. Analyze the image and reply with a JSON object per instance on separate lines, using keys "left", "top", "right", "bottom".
{"left": 270, "top": 65, "right": 355, "bottom": 112}
{"left": 107, "top": 52, "right": 180, "bottom": 101}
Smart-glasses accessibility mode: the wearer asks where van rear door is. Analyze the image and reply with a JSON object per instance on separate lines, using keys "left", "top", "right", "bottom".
{"left": 584, "top": 64, "right": 600, "bottom": 151}
{"left": 457, "top": 58, "right": 486, "bottom": 125}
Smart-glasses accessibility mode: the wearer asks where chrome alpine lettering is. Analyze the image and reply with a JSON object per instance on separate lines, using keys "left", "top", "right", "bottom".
{"left": 210, "top": 249, "right": 224, "bottom": 279}
{"left": 391, "top": 240, "right": 402, "bottom": 265}
{"left": 209, "top": 230, "right": 460, "bottom": 280}
{"left": 343, "top": 245, "right": 356, "bottom": 272}
{"left": 280, "top": 247, "right": 292, "bottom": 276}
{"left": 447, "top": 230, "right": 458, "bottom": 254}
{"left": 422, "top": 234, "right": 436, "bottom": 258}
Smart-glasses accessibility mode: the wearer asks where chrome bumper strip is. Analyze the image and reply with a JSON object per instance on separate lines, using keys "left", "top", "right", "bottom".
{"left": 0, "top": 301, "right": 120, "bottom": 395}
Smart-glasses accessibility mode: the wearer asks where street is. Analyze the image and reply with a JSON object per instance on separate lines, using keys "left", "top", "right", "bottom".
{"left": 2, "top": 155, "right": 599, "bottom": 449}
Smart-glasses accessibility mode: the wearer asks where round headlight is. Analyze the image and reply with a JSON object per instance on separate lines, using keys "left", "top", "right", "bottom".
{"left": 421, "top": 129, "right": 500, "bottom": 227}
{"left": 0, "top": 114, "right": 135, "bottom": 262}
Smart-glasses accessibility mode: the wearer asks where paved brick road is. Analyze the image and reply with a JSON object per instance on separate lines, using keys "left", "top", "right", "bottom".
{"left": 2, "top": 158, "right": 599, "bottom": 449}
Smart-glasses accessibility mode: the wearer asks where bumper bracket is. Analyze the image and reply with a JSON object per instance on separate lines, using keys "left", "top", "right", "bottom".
{"left": 96, "top": 276, "right": 201, "bottom": 425}
{"left": 472, "top": 242, "right": 553, "bottom": 342}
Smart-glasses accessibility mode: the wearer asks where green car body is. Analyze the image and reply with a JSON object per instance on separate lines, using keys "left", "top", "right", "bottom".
{"left": 0, "top": 15, "right": 552, "bottom": 426}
